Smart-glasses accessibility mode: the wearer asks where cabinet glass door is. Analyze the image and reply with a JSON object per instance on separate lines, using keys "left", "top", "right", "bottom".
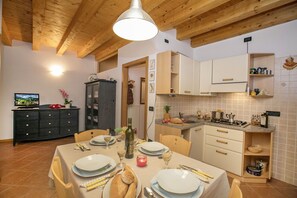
{"left": 92, "top": 83, "right": 99, "bottom": 128}
{"left": 86, "top": 84, "right": 93, "bottom": 129}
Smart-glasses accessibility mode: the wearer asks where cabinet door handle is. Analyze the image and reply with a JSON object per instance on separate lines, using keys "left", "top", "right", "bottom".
{"left": 222, "top": 78, "right": 234, "bottom": 81}
{"left": 48, "top": 131, "right": 52, "bottom": 134}
{"left": 216, "top": 150, "right": 227, "bottom": 155}
{"left": 184, "top": 91, "right": 191, "bottom": 94}
{"left": 216, "top": 139, "right": 228, "bottom": 144}
{"left": 26, "top": 124, "right": 29, "bottom": 127}
{"left": 26, "top": 133, "right": 29, "bottom": 136}
{"left": 49, "top": 114, "right": 51, "bottom": 117}
{"left": 26, "top": 115, "right": 29, "bottom": 118}
{"left": 217, "top": 129, "right": 228, "bottom": 133}
{"left": 195, "top": 128, "right": 201, "bottom": 132}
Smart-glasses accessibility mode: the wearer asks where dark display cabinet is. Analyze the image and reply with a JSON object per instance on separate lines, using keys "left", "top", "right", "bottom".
{"left": 85, "top": 79, "right": 116, "bottom": 130}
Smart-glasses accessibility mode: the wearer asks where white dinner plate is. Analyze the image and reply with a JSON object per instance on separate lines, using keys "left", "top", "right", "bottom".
{"left": 89, "top": 138, "right": 116, "bottom": 146}
{"left": 75, "top": 154, "right": 110, "bottom": 172}
{"left": 140, "top": 142, "right": 166, "bottom": 152}
{"left": 138, "top": 146, "right": 168, "bottom": 156}
{"left": 156, "top": 169, "right": 200, "bottom": 194}
{"left": 102, "top": 171, "right": 141, "bottom": 198}
{"left": 151, "top": 176, "right": 204, "bottom": 198}
{"left": 92, "top": 135, "right": 115, "bottom": 143}
{"left": 72, "top": 157, "right": 116, "bottom": 178}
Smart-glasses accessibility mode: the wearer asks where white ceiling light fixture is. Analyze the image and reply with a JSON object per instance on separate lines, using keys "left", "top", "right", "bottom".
{"left": 113, "top": 0, "right": 158, "bottom": 41}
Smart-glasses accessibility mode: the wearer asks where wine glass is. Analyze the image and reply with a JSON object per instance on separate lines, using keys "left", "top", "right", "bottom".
{"left": 104, "top": 135, "right": 112, "bottom": 149}
{"left": 117, "top": 147, "right": 126, "bottom": 168}
{"left": 162, "top": 150, "right": 172, "bottom": 169}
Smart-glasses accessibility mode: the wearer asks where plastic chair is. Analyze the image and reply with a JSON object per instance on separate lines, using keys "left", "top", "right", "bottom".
{"left": 74, "top": 129, "right": 109, "bottom": 142}
{"left": 51, "top": 156, "right": 75, "bottom": 198}
{"left": 159, "top": 134, "right": 192, "bottom": 156}
{"left": 228, "top": 178, "right": 243, "bottom": 198}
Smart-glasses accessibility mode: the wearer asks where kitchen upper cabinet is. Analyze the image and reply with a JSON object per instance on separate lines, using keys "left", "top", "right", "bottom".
{"left": 212, "top": 54, "right": 249, "bottom": 84}
{"left": 156, "top": 51, "right": 193, "bottom": 95}
{"left": 199, "top": 60, "right": 215, "bottom": 96}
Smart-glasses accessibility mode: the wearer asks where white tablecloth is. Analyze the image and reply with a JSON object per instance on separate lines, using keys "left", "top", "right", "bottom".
{"left": 49, "top": 141, "right": 230, "bottom": 198}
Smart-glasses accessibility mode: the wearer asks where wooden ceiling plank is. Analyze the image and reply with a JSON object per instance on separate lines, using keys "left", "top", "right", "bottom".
{"left": 2, "top": 18, "right": 12, "bottom": 46}
{"left": 177, "top": 0, "right": 296, "bottom": 40}
{"left": 95, "top": 38, "right": 130, "bottom": 62}
{"left": 78, "top": 0, "right": 166, "bottom": 58}
{"left": 32, "top": 0, "right": 46, "bottom": 51}
{"left": 157, "top": 0, "right": 231, "bottom": 31}
{"left": 56, "top": 0, "right": 105, "bottom": 55}
{"left": 191, "top": 3, "right": 297, "bottom": 48}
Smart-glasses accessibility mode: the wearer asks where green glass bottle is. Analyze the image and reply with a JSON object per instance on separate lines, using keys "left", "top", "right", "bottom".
{"left": 125, "top": 118, "right": 134, "bottom": 159}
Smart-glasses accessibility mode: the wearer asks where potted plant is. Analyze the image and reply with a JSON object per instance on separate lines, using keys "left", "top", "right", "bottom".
{"left": 59, "top": 89, "right": 72, "bottom": 108}
{"left": 163, "top": 105, "right": 171, "bottom": 120}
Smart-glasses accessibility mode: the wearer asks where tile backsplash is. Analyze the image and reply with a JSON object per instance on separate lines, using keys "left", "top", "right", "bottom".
{"left": 155, "top": 55, "right": 297, "bottom": 186}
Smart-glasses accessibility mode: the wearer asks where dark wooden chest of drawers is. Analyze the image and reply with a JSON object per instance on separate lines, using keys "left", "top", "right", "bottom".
{"left": 12, "top": 108, "right": 79, "bottom": 146}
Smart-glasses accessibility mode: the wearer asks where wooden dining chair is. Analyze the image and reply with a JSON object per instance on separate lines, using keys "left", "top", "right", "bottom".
{"left": 159, "top": 134, "right": 192, "bottom": 156}
{"left": 228, "top": 178, "right": 243, "bottom": 198}
{"left": 51, "top": 156, "right": 75, "bottom": 198}
{"left": 74, "top": 129, "right": 109, "bottom": 142}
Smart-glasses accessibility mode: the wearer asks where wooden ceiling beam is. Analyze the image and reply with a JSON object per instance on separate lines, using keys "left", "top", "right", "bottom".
{"left": 95, "top": 37, "right": 130, "bottom": 62}
{"left": 56, "top": 0, "right": 105, "bottom": 55}
{"left": 1, "top": 18, "right": 12, "bottom": 46}
{"left": 157, "top": 0, "right": 230, "bottom": 31}
{"left": 78, "top": 0, "right": 165, "bottom": 58}
{"left": 177, "top": 0, "right": 296, "bottom": 40}
{"left": 32, "top": 0, "right": 46, "bottom": 51}
{"left": 191, "top": 3, "right": 297, "bottom": 48}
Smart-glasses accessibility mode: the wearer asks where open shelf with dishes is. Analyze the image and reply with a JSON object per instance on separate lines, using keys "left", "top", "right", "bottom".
{"left": 248, "top": 53, "right": 275, "bottom": 97}
{"left": 242, "top": 132, "right": 273, "bottom": 183}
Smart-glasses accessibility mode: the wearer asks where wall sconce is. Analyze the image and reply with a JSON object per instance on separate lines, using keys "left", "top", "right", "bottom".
{"left": 50, "top": 65, "right": 64, "bottom": 76}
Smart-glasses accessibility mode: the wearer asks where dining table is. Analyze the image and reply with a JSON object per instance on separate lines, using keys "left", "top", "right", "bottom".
{"left": 48, "top": 139, "right": 230, "bottom": 198}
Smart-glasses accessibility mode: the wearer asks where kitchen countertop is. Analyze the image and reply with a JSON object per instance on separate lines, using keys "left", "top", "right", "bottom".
{"left": 155, "top": 119, "right": 275, "bottom": 133}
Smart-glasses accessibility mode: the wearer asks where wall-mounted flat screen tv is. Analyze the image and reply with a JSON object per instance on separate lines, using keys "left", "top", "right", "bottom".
{"left": 14, "top": 93, "right": 40, "bottom": 107}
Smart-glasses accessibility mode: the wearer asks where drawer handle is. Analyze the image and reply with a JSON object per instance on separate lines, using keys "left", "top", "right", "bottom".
{"left": 68, "top": 129, "right": 71, "bottom": 132}
{"left": 184, "top": 90, "right": 191, "bottom": 94}
{"left": 49, "top": 123, "right": 51, "bottom": 125}
{"left": 26, "top": 133, "right": 29, "bottom": 136}
{"left": 68, "top": 113, "right": 71, "bottom": 116}
{"left": 217, "top": 129, "right": 228, "bottom": 133}
{"left": 200, "top": 92, "right": 209, "bottom": 94}
{"left": 216, "top": 140, "right": 228, "bottom": 144}
{"left": 26, "top": 124, "right": 29, "bottom": 127}
{"left": 222, "top": 78, "right": 234, "bottom": 81}
{"left": 26, "top": 115, "right": 29, "bottom": 118}
{"left": 68, "top": 121, "right": 71, "bottom": 124}
{"left": 48, "top": 131, "right": 52, "bottom": 134}
{"left": 49, "top": 114, "right": 51, "bottom": 117}
{"left": 216, "top": 150, "right": 227, "bottom": 155}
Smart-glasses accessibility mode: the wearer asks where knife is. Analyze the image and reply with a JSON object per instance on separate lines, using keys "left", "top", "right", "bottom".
{"left": 179, "top": 165, "right": 209, "bottom": 183}
{"left": 76, "top": 143, "right": 85, "bottom": 152}
{"left": 180, "top": 164, "right": 214, "bottom": 179}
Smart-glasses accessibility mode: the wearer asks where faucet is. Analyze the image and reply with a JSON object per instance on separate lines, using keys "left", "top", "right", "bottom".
{"left": 179, "top": 112, "right": 184, "bottom": 119}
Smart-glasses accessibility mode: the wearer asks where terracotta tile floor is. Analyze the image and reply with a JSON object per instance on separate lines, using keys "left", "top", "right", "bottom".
{"left": 1, "top": 137, "right": 297, "bottom": 198}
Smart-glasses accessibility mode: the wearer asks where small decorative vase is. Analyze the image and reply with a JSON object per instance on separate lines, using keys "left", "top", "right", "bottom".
{"left": 65, "top": 104, "right": 71, "bottom": 109}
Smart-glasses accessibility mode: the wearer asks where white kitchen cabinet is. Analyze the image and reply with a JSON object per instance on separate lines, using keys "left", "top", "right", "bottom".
{"left": 203, "top": 125, "right": 243, "bottom": 176}
{"left": 212, "top": 54, "right": 249, "bottom": 84}
{"left": 189, "top": 126, "right": 204, "bottom": 161}
{"left": 178, "top": 54, "right": 194, "bottom": 95}
{"left": 199, "top": 60, "right": 215, "bottom": 96}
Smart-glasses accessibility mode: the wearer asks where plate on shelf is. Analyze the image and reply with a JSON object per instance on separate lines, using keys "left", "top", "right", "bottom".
{"left": 102, "top": 170, "right": 141, "bottom": 198}
{"left": 74, "top": 154, "right": 110, "bottom": 172}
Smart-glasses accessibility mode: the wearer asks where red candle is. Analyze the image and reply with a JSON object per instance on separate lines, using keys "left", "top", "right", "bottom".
{"left": 136, "top": 155, "right": 147, "bottom": 167}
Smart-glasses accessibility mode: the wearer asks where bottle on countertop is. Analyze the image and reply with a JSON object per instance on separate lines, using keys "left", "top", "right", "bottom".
{"left": 260, "top": 112, "right": 268, "bottom": 128}
{"left": 125, "top": 118, "right": 134, "bottom": 159}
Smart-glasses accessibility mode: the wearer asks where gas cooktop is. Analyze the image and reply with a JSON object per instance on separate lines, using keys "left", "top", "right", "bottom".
{"left": 211, "top": 118, "right": 250, "bottom": 128}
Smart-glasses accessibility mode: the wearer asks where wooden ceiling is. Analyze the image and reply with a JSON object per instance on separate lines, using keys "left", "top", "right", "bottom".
{"left": 2, "top": 0, "right": 297, "bottom": 62}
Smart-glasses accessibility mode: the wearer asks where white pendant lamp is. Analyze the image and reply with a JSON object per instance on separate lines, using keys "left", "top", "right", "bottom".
{"left": 113, "top": 0, "right": 158, "bottom": 41}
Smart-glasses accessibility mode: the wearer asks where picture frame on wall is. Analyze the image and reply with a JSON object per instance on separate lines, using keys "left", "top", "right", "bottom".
{"left": 149, "top": 59, "right": 155, "bottom": 70}
{"left": 149, "top": 71, "right": 155, "bottom": 81}
{"left": 149, "top": 83, "right": 155, "bottom": 93}
{"left": 140, "top": 77, "right": 145, "bottom": 104}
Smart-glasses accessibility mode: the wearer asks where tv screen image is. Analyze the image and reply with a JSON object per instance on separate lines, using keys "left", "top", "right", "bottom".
{"left": 14, "top": 93, "right": 39, "bottom": 107}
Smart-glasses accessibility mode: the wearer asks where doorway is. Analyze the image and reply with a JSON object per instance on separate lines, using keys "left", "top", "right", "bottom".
{"left": 121, "top": 57, "right": 148, "bottom": 140}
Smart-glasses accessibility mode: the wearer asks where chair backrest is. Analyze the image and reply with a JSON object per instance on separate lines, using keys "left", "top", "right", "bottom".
{"left": 159, "top": 134, "right": 192, "bottom": 156}
{"left": 51, "top": 156, "right": 75, "bottom": 198}
{"left": 228, "top": 178, "right": 243, "bottom": 198}
{"left": 74, "top": 129, "right": 109, "bottom": 142}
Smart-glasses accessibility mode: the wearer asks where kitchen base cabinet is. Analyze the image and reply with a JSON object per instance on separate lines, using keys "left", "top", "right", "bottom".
{"left": 189, "top": 126, "right": 204, "bottom": 161}
{"left": 12, "top": 108, "right": 79, "bottom": 146}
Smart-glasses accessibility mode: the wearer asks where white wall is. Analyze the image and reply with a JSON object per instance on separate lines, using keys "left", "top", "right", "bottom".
{"left": 194, "top": 20, "right": 297, "bottom": 61}
{"left": 97, "top": 29, "right": 193, "bottom": 140}
{"left": 0, "top": 41, "right": 96, "bottom": 139}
